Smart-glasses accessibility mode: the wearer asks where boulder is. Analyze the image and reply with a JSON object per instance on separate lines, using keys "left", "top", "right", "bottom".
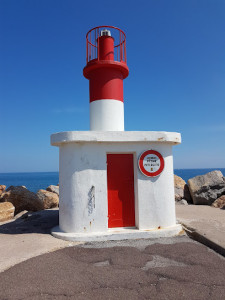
{"left": 176, "top": 199, "right": 188, "bottom": 205}
{"left": 0, "top": 186, "right": 43, "bottom": 214}
{"left": 0, "top": 202, "right": 15, "bottom": 222}
{"left": 174, "top": 175, "right": 192, "bottom": 203}
{"left": 0, "top": 185, "right": 6, "bottom": 196}
{"left": 212, "top": 195, "right": 225, "bottom": 209}
{"left": 46, "top": 185, "right": 59, "bottom": 196}
{"left": 188, "top": 171, "right": 225, "bottom": 205}
{"left": 36, "top": 189, "right": 59, "bottom": 209}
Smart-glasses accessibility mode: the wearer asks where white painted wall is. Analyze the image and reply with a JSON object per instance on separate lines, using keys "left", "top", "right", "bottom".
{"left": 59, "top": 143, "right": 108, "bottom": 233}
{"left": 56, "top": 133, "right": 179, "bottom": 234}
{"left": 90, "top": 100, "right": 124, "bottom": 131}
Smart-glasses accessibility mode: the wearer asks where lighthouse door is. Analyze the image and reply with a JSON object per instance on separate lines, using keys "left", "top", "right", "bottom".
{"left": 107, "top": 154, "right": 135, "bottom": 228}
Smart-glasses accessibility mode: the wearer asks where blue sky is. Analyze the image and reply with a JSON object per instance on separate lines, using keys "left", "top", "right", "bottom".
{"left": 1, "top": 0, "right": 225, "bottom": 172}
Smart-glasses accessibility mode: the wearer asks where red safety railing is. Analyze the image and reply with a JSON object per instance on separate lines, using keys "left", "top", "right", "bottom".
{"left": 86, "top": 26, "right": 127, "bottom": 64}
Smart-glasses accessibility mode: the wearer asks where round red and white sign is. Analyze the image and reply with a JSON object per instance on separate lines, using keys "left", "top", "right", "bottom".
{"left": 138, "top": 150, "right": 164, "bottom": 177}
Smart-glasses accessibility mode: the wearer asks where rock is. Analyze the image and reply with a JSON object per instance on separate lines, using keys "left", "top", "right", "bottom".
{"left": 176, "top": 199, "right": 188, "bottom": 205}
{"left": 174, "top": 175, "right": 192, "bottom": 203}
{"left": 36, "top": 190, "right": 59, "bottom": 209}
{"left": 174, "top": 175, "right": 185, "bottom": 201}
{"left": 0, "top": 186, "right": 43, "bottom": 214}
{"left": 188, "top": 171, "right": 225, "bottom": 205}
{"left": 0, "top": 185, "right": 6, "bottom": 196}
{"left": 0, "top": 202, "right": 15, "bottom": 222}
{"left": 212, "top": 195, "right": 225, "bottom": 209}
{"left": 46, "top": 185, "right": 59, "bottom": 196}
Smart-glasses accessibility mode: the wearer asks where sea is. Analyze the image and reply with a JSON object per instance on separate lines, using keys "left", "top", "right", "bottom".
{"left": 0, "top": 169, "right": 225, "bottom": 193}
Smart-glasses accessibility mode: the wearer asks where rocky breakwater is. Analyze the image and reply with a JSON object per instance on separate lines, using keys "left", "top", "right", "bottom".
{"left": 175, "top": 170, "right": 225, "bottom": 209}
{"left": 1, "top": 170, "right": 224, "bottom": 222}
{"left": 0, "top": 185, "right": 59, "bottom": 222}
{"left": 174, "top": 175, "right": 192, "bottom": 205}
{"left": 188, "top": 170, "right": 225, "bottom": 207}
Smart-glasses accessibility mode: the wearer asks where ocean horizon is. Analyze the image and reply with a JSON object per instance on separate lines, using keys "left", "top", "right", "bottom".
{"left": 0, "top": 168, "right": 224, "bottom": 193}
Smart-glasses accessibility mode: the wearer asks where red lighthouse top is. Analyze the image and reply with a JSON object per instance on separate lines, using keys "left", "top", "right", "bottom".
{"left": 83, "top": 26, "right": 129, "bottom": 79}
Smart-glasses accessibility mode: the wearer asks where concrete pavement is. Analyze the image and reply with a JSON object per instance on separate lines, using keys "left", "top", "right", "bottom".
{"left": 176, "top": 204, "right": 225, "bottom": 256}
{"left": 0, "top": 236, "right": 225, "bottom": 299}
{"left": 0, "top": 205, "right": 225, "bottom": 299}
{"left": 0, "top": 209, "right": 81, "bottom": 273}
{"left": 0, "top": 205, "right": 225, "bottom": 274}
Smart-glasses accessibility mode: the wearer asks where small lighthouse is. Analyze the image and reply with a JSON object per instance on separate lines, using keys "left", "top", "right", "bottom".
{"left": 83, "top": 26, "right": 129, "bottom": 131}
{"left": 51, "top": 25, "right": 182, "bottom": 241}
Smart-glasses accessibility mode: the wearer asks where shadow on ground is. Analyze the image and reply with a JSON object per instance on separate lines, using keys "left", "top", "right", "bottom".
{"left": 0, "top": 209, "right": 59, "bottom": 235}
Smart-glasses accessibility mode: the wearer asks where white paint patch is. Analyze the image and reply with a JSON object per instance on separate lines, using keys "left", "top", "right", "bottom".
{"left": 90, "top": 99, "right": 124, "bottom": 131}
{"left": 143, "top": 154, "right": 161, "bottom": 173}
{"left": 142, "top": 255, "right": 186, "bottom": 270}
{"left": 93, "top": 260, "right": 110, "bottom": 267}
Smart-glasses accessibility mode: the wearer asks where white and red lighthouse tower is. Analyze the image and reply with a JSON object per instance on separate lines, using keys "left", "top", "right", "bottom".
{"left": 51, "top": 26, "right": 182, "bottom": 241}
{"left": 83, "top": 26, "right": 129, "bottom": 131}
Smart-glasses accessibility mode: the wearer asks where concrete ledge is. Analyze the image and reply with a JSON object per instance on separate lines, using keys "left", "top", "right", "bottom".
{"left": 176, "top": 205, "right": 225, "bottom": 257}
{"left": 51, "top": 131, "right": 181, "bottom": 146}
{"left": 181, "top": 223, "right": 225, "bottom": 257}
{"left": 51, "top": 224, "right": 184, "bottom": 242}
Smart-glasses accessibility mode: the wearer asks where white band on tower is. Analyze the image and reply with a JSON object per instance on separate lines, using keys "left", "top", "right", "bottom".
{"left": 90, "top": 99, "right": 124, "bottom": 131}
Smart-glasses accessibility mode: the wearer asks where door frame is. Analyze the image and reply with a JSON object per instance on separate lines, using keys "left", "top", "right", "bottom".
{"left": 106, "top": 152, "right": 138, "bottom": 229}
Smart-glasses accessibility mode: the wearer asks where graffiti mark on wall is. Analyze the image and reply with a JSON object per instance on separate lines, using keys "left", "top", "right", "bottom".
{"left": 88, "top": 186, "right": 95, "bottom": 215}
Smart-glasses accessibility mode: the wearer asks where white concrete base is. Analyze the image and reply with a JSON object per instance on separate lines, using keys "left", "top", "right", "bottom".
{"left": 51, "top": 130, "right": 181, "bottom": 236}
{"left": 51, "top": 224, "right": 183, "bottom": 242}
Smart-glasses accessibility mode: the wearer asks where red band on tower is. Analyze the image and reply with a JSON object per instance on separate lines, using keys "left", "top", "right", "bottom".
{"left": 88, "top": 68, "right": 123, "bottom": 102}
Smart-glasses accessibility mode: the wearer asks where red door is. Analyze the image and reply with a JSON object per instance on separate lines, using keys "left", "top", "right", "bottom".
{"left": 107, "top": 154, "right": 135, "bottom": 228}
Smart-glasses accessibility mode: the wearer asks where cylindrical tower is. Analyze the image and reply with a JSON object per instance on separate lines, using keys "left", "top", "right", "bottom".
{"left": 83, "top": 26, "right": 129, "bottom": 131}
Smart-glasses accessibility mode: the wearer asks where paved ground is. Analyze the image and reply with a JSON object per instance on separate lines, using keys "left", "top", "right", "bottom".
{"left": 0, "top": 209, "right": 80, "bottom": 273}
{"left": 0, "top": 205, "right": 225, "bottom": 299}
{"left": 0, "top": 236, "right": 225, "bottom": 299}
